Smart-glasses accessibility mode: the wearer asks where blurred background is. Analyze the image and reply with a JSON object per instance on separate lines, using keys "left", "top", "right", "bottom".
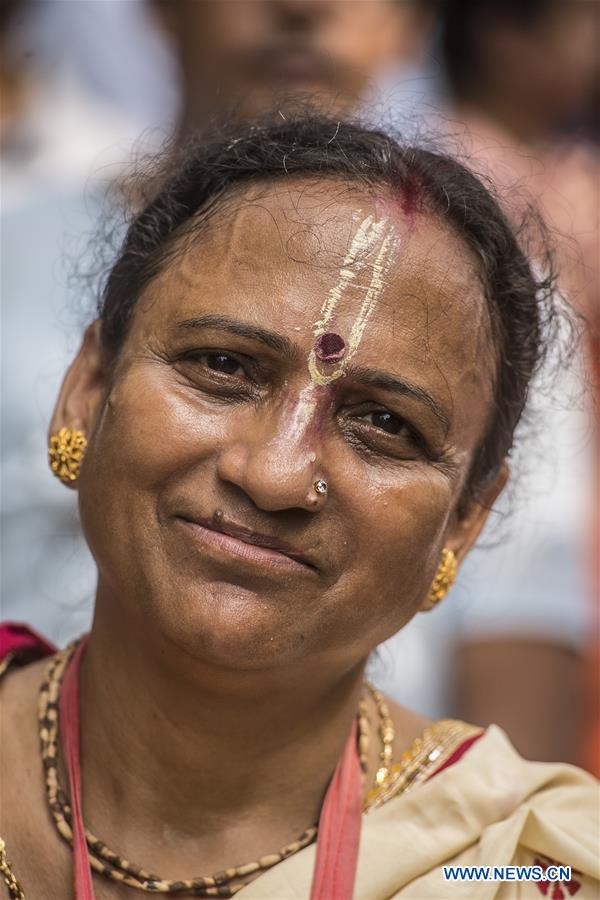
{"left": 1, "top": 0, "right": 598, "bottom": 772}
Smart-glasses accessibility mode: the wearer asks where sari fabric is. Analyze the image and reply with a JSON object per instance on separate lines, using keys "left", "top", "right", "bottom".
{"left": 237, "top": 726, "right": 599, "bottom": 899}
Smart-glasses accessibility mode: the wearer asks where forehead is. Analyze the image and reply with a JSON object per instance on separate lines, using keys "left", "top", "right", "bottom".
{"left": 134, "top": 179, "right": 495, "bottom": 436}
{"left": 171, "top": 178, "right": 488, "bottom": 324}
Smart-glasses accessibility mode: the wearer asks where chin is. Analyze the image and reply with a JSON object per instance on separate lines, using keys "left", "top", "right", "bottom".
{"left": 154, "top": 579, "right": 310, "bottom": 672}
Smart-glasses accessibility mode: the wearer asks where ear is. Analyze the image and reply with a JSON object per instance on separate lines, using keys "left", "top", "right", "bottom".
{"left": 419, "top": 464, "right": 509, "bottom": 611}
{"left": 49, "top": 321, "right": 107, "bottom": 474}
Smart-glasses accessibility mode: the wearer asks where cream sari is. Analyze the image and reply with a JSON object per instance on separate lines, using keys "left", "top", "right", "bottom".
{"left": 238, "top": 726, "right": 599, "bottom": 899}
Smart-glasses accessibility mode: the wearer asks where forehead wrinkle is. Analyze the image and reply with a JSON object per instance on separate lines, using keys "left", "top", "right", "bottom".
{"left": 177, "top": 197, "right": 291, "bottom": 288}
{"left": 177, "top": 190, "right": 404, "bottom": 305}
{"left": 159, "top": 183, "right": 494, "bottom": 378}
{"left": 382, "top": 227, "right": 494, "bottom": 366}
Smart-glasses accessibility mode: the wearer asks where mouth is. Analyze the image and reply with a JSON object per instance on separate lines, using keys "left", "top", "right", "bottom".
{"left": 247, "top": 46, "right": 335, "bottom": 87}
{"left": 175, "top": 515, "right": 318, "bottom": 575}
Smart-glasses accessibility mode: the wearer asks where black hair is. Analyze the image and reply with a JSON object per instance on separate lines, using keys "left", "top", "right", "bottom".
{"left": 439, "top": 0, "right": 560, "bottom": 100}
{"left": 98, "top": 114, "right": 558, "bottom": 509}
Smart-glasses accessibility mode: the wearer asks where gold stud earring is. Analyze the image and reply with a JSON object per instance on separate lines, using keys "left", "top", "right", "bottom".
{"left": 48, "top": 427, "right": 87, "bottom": 485}
{"left": 427, "top": 548, "right": 457, "bottom": 607}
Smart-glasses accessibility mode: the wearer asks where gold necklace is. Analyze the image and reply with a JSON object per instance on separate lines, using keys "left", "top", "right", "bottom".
{"left": 0, "top": 839, "right": 25, "bottom": 900}
{"left": 38, "top": 643, "right": 394, "bottom": 896}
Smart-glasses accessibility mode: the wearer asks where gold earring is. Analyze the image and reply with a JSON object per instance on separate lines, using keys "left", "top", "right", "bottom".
{"left": 48, "top": 427, "right": 87, "bottom": 485}
{"left": 427, "top": 548, "right": 457, "bottom": 607}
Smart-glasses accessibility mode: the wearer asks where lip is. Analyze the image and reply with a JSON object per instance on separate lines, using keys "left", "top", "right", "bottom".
{"left": 175, "top": 515, "right": 317, "bottom": 574}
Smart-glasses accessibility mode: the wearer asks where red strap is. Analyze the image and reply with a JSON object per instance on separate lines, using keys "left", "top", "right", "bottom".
{"left": 59, "top": 637, "right": 95, "bottom": 900}
{"left": 60, "top": 642, "right": 363, "bottom": 900}
{"left": 310, "top": 719, "right": 363, "bottom": 900}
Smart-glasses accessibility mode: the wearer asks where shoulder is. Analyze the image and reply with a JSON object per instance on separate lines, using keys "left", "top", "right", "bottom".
{"left": 510, "top": 751, "right": 599, "bottom": 854}
{"left": 493, "top": 757, "right": 599, "bottom": 899}
{"left": 463, "top": 727, "right": 599, "bottom": 884}
{"left": 378, "top": 727, "right": 598, "bottom": 898}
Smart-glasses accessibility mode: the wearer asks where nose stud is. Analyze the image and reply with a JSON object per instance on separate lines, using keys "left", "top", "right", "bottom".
{"left": 307, "top": 478, "right": 328, "bottom": 509}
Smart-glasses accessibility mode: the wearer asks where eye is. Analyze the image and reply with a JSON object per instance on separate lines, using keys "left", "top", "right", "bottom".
{"left": 366, "top": 411, "right": 405, "bottom": 434}
{"left": 348, "top": 406, "right": 430, "bottom": 459}
{"left": 205, "top": 352, "right": 243, "bottom": 376}
{"left": 175, "top": 349, "right": 256, "bottom": 395}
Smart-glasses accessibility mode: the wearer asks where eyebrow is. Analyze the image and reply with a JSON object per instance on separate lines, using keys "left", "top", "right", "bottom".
{"left": 176, "top": 314, "right": 299, "bottom": 359}
{"left": 176, "top": 314, "right": 449, "bottom": 428}
{"left": 344, "top": 365, "right": 450, "bottom": 429}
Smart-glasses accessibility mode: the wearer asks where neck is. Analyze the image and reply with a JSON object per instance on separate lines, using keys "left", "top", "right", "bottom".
{"left": 78, "top": 585, "right": 366, "bottom": 870}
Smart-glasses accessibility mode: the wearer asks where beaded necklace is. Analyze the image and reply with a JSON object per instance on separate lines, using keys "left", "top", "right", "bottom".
{"left": 38, "top": 641, "right": 394, "bottom": 897}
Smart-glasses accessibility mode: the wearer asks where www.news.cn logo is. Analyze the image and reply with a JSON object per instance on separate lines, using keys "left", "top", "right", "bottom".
{"left": 443, "top": 864, "right": 572, "bottom": 882}
{"left": 442, "top": 855, "right": 583, "bottom": 896}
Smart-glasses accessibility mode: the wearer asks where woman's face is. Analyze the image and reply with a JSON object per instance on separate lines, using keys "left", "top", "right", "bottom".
{"left": 60, "top": 180, "right": 500, "bottom": 672}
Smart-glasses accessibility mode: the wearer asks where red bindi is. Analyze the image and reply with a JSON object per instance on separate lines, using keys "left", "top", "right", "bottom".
{"left": 314, "top": 332, "right": 346, "bottom": 362}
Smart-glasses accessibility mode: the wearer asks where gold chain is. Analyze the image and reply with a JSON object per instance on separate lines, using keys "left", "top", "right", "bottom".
{"left": 36, "top": 643, "right": 392, "bottom": 897}
{"left": 0, "top": 644, "right": 398, "bottom": 899}
{"left": 367, "top": 685, "right": 395, "bottom": 786}
{"left": 0, "top": 839, "right": 25, "bottom": 900}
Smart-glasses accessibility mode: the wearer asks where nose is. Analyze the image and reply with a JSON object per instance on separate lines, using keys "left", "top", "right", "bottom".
{"left": 269, "top": 0, "right": 330, "bottom": 31}
{"left": 215, "top": 390, "right": 327, "bottom": 513}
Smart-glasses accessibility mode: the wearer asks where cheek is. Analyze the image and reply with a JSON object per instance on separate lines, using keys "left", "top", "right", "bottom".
{"left": 86, "top": 366, "right": 227, "bottom": 493}
{"left": 334, "top": 462, "right": 453, "bottom": 639}
{"left": 77, "top": 365, "right": 233, "bottom": 562}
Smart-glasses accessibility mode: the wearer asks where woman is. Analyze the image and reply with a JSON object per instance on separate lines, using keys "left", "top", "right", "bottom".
{"left": 1, "top": 117, "right": 597, "bottom": 899}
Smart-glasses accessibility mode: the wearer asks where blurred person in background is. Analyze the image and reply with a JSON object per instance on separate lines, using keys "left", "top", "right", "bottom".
{"left": 440, "top": 0, "right": 598, "bottom": 315}
{"left": 375, "top": 0, "right": 598, "bottom": 764}
{"left": 152, "top": 0, "right": 435, "bottom": 133}
{"left": 1, "top": 0, "right": 162, "bottom": 206}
